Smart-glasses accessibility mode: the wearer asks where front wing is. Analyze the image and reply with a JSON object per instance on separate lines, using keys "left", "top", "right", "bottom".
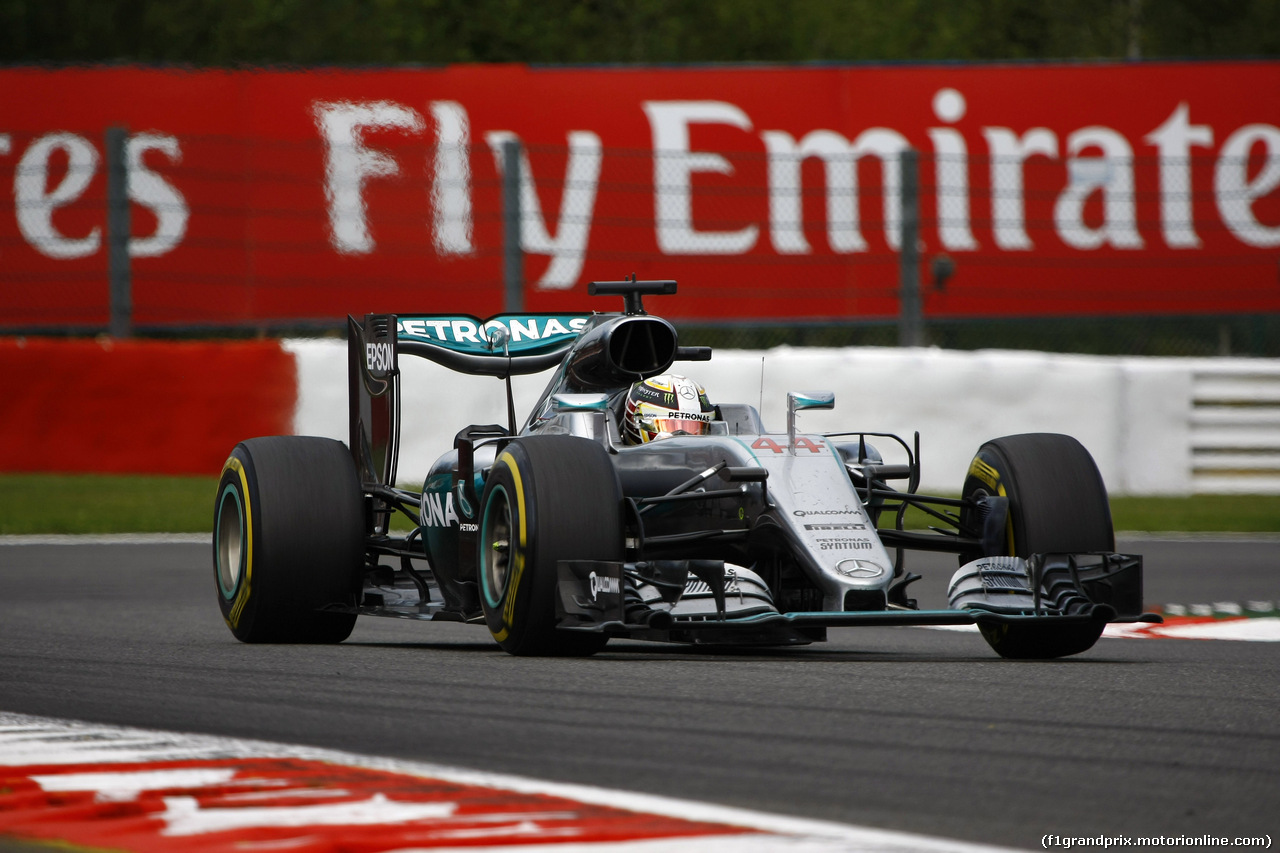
{"left": 553, "top": 554, "right": 1163, "bottom": 642}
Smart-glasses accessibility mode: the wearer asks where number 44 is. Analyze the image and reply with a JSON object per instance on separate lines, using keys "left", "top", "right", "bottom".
{"left": 752, "top": 436, "right": 823, "bottom": 454}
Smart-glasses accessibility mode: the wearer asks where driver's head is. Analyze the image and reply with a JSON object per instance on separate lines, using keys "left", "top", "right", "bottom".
{"left": 623, "top": 374, "right": 715, "bottom": 444}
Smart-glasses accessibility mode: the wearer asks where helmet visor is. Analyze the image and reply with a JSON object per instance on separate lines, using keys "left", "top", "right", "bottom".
{"left": 647, "top": 416, "right": 709, "bottom": 437}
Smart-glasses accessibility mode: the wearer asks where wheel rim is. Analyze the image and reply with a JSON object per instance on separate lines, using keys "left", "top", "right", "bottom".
{"left": 481, "top": 485, "right": 513, "bottom": 608}
{"left": 965, "top": 480, "right": 1014, "bottom": 558}
{"left": 216, "top": 484, "right": 245, "bottom": 599}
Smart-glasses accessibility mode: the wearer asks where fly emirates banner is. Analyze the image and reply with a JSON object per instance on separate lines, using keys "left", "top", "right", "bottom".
{"left": 1, "top": 61, "right": 1277, "bottom": 327}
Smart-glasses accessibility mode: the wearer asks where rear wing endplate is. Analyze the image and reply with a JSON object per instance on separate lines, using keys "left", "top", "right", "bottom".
{"left": 347, "top": 312, "right": 591, "bottom": 489}
{"left": 348, "top": 314, "right": 401, "bottom": 501}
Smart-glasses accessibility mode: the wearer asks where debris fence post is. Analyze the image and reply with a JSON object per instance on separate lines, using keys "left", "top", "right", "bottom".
{"left": 898, "top": 148, "right": 922, "bottom": 348}
{"left": 502, "top": 139, "right": 524, "bottom": 313}
{"left": 106, "top": 125, "right": 132, "bottom": 338}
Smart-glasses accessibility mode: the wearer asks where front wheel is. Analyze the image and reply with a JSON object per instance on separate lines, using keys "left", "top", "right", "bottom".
{"left": 214, "top": 436, "right": 363, "bottom": 643}
{"left": 478, "top": 436, "right": 623, "bottom": 656}
{"left": 959, "top": 433, "right": 1115, "bottom": 660}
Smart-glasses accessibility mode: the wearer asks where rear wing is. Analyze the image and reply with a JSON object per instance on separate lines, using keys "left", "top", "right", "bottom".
{"left": 396, "top": 313, "right": 589, "bottom": 376}
{"left": 347, "top": 312, "right": 590, "bottom": 493}
{"left": 347, "top": 280, "right": 682, "bottom": 514}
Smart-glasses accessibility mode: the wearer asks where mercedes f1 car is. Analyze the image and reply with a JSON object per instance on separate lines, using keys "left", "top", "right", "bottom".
{"left": 213, "top": 279, "right": 1160, "bottom": 659}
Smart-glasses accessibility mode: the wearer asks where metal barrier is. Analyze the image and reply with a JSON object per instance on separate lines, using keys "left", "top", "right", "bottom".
{"left": 1191, "top": 364, "right": 1280, "bottom": 493}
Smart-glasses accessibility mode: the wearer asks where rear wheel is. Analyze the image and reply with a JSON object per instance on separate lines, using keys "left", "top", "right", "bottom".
{"left": 214, "top": 436, "right": 363, "bottom": 643}
{"left": 959, "top": 433, "right": 1114, "bottom": 659}
{"left": 478, "top": 436, "right": 623, "bottom": 656}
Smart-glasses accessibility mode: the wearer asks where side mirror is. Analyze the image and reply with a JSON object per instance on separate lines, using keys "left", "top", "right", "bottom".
{"left": 549, "top": 393, "right": 611, "bottom": 440}
{"left": 486, "top": 323, "right": 511, "bottom": 354}
{"left": 787, "top": 390, "right": 834, "bottom": 453}
{"left": 551, "top": 393, "right": 610, "bottom": 414}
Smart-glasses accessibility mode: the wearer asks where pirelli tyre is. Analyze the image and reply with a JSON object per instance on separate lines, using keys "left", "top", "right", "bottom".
{"left": 478, "top": 435, "right": 624, "bottom": 656}
{"left": 214, "top": 436, "right": 363, "bottom": 643}
{"left": 959, "top": 433, "right": 1115, "bottom": 660}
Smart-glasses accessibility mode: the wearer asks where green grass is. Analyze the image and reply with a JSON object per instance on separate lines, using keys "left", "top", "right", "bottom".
{"left": 0, "top": 474, "right": 218, "bottom": 535}
{"left": 894, "top": 493, "right": 1280, "bottom": 533}
{"left": 1109, "top": 494, "right": 1280, "bottom": 534}
{"left": 2, "top": 474, "right": 1278, "bottom": 535}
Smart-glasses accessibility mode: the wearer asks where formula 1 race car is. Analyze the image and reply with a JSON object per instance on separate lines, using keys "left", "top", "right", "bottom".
{"left": 213, "top": 279, "right": 1160, "bottom": 659}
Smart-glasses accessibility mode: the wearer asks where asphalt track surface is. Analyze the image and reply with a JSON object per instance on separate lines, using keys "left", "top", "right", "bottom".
{"left": 1, "top": 537, "right": 1277, "bottom": 850}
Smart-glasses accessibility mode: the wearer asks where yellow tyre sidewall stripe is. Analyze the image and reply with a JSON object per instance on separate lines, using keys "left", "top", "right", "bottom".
{"left": 1000, "top": 481, "right": 1013, "bottom": 556}
{"left": 492, "top": 450, "right": 527, "bottom": 644}
{"left": 969, "top": 453, "right": 1015, "bottom": 555}
{"left": 222, "top": 455, "right": 254, "bottom": 630}
{"left": 967, "top": 457, "right": 1001, "bottom": 491}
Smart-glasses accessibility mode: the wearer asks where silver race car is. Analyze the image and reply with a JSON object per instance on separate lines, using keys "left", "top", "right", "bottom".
{"left": 213, "top": 279, "right": 1160, "bottom": 658}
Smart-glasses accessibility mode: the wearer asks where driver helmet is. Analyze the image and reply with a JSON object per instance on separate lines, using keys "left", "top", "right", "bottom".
{"left": 623, "top": 374, "right": 715, "bottom": 444}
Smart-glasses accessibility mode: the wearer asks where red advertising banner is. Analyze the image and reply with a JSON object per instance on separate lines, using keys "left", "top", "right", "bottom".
{"left": 0, "top": 61, "right": 1277, "bottom": 328}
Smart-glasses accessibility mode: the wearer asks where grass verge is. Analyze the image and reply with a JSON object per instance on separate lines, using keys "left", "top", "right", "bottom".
{"left": 2, "top": 474, "right": 1279, "bottom": 536}
{"left": 0, "top": 474, "right": 218, "bottom": 535}
{"left": 893, "top": 492, "right": 1280, "bottom": 534}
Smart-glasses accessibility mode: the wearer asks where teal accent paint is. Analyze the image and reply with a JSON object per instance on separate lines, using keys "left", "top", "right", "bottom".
{"left": 215, "top": 484, "right": 243, "bottom": 600}
{"left": 479, "top": 483, "right": 511, "bottom": 609}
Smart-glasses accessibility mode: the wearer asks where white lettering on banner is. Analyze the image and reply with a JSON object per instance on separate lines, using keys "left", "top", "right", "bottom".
{"left": 983, "top": 127, "right": 1058, "bottom": 250}
{"left": 1215, "top": 123, "right": 1280, "bottom": 247}
{"left": 4, "top": 87, "right": 1277, "bottom": 290}
{"left": 431, "top": 101, "right": 474, "bottom": 256}
{"left": 928, "top": 88, "right": 979, "bottom": 251}
{"left": 1055, "top": 126, "right": 1143, "bottom": 250}
{"left": 1145, "top": 103, "right": 1214, "bottom": 249}
{"left": 16, "top": 133, "right": 101, "bottom": 259}
{"left": 762, "top": 130, "right": 864, "bottom": 254}
{"left": 485, "top": 129, "right": 602, "bottom": 289}
{"left": 642, "top": 101, "right": 759, "bottom": 254}
{"left": 14, "top": 91, "right": 1273, "bottom": 281}
{"left": 127, "top": 134, "right": 189, "bottom": 258}
{"left": 9, "top": 132, "right": 189, "bottom": 261}
{"left": 849, "top": 128, "right": 911, "bottom": 250}
{"left": 295, "top": 91, "right": 1277, "bottom": 286}
{"left": 314, "top": 101, "right": 425, "bottom": 254}
{"left": 760, "top": 127, "right": 910, "bottom": 254}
